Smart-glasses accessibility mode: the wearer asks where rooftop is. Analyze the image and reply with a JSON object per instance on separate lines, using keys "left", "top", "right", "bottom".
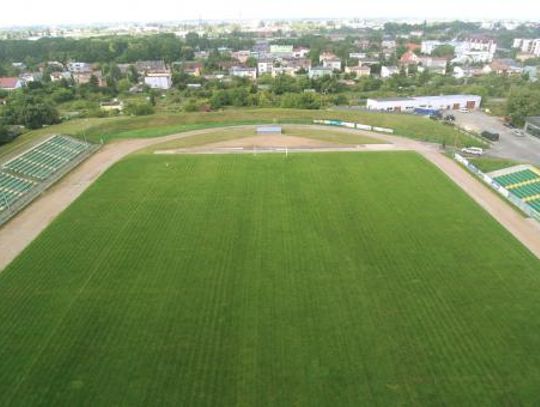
{"left": 0, "top": 77, "right": 20, "bottom": 89}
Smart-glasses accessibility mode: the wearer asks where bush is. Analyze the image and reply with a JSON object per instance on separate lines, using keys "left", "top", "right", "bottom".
{"left": 280, "top": 93, "right": 321, "bottom": 110}
{"left": 126, "top": 102, "right": 155, "bottom": 116}
{"left": 0, "top": 126, "right": 22, "bottom": 145}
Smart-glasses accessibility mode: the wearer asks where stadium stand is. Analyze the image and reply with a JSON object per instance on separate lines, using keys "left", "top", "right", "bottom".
{"left": 0, "top": 172, "right": 36, "bottom": 211}
{"left": 493, "top": 168, "right": 540, "bottom": 214}
{"left": 0, "top": 135, "right": 97, "bottom": 221}
{"left": 4, "top": 136, "right": 90, "bottom": 180}
{"left": 493, "top": 169, "right": 540, "bottom": 188}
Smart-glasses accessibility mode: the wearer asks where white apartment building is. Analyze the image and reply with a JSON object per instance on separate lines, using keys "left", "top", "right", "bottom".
{"left": 513, "top": 39, "right": 540, "bottom": 57}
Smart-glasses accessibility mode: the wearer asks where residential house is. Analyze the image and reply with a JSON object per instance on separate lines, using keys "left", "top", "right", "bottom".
{"left": 135, "top": 60, "right": 167, "bottom": 75}
{"left": 269, "top": 45, "right": 294, "bottom": 58}
{"left": 349, "top": 52, "right": 367, "bottom": 59}
{"left": 144, "top": 72, "right": 173, "bottom": 89}
{"left": 418, "top": 57, "right": 448, "bottom": 74}
{"left": 308, "top": 66, "right": 333, "bottom": 79}
{"left": 354, "top": 39, "right": 371, "bottom": 50}
{"left": 67, "top": 62, "right": 92, "bottom": 73}
{"left": 100, "top": 99, "right": 124, "bottom": 112}
{"left": 49, "top": 71, "right": 72, "bottom": 82}
{"left": 194, "top": 50, "right": 210, "bottom": 60}
{"left": 345, "top": 64, "right": 371, "bottom": 77}
{"left": 180, "top": 62, "right": 203, "bottom": 76}
{"left": 293, "top": 47, "right": 310, "bottom": 58}
{"left": 0, "top": 77, "right": 23, "bottom": 91}
{"left": 20, "top": 72, "right": 43, "bottom": 82}
{"left": 230, "top": 66, "right": 257, "bottom": 80}
{"left": 257, "top": 60, "right": 274, "bottom": 76}
{"left": 322, "top": 59, "right": 342, "bottom": 71}
{"left": 485, "top": 59, "right": 523, "bottom": 75}
{"left": 407, "top": 43, "right": 421, "bottom": 52}
{"left": 73, "top": 70, "right": 106, "bottom": 87}
{"left": 319, "top": 52, "right": 338, "bottom": 63}
{"left": 232, "top": 50, "right": 252, "bottom": 64}
{"left": 381, "top": 37, "right": 396, "bottom": 50}
{"left": 400, "top": 51, "right": 420, "bottom": 66}
{"left": 453, "top": 66, "right": 485, "bottom": 79}
{"left": 283, "top": 58, "right": 311, "bottom": 73}
{"left": 380, "top": 66, "right": 400, "bottom": 78}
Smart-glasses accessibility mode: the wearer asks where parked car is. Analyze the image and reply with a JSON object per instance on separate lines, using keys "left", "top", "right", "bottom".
{"left": 461, "top": 147, "right": 484, "bottom": 156}
{"left": 481, "top": 131, "right": 500, "bottom": 142}
{"left": 513, "top": 129, "right": 525, "bottom": 137}
{"left": 459, "top": 108, "right": 470, "bottom": 113}
{"left": 444, "top": 114, "right": 456, "bottom": 121}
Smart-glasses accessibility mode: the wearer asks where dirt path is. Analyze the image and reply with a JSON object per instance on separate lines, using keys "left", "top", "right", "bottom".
{"left": 1, "top": 125, "right": 539, "bottom": 271}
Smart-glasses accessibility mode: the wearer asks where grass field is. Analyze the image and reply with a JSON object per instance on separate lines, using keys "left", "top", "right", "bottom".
{"left": 146, "top": 126, "right": 384, "bottom": 152}
{"left": 1, "top": 152, "right": 539, "bottom": 406}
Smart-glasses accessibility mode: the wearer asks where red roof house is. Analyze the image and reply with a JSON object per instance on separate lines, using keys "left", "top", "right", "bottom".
{"left": 0, "top": 77, "right": 23, "bottom": 90}
{"left": 399, "top": 51, "right": 420, "bottom": 66}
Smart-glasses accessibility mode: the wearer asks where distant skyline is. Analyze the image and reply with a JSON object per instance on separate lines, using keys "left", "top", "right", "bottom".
{"left": 1, "top": 0, "right": 539, "bottom": 27}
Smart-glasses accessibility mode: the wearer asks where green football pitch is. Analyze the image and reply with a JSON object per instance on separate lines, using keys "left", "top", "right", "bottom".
{"left": 1, "top": 151, "right": 539, "bottom": 406}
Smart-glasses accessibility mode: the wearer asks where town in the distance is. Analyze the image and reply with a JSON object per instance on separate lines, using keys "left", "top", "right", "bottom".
{"left": 1, "top": 19, "right": 540, "bottom": 145}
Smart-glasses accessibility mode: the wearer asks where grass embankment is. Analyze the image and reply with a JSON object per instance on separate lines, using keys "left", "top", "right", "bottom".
{"left": 469, "top": 156, "right": 521, "bottom": 173}
{"left": 0, "top": 108, "right": 484, "bottom": 159}
{"left": 0, "top": 152, "right": 538, "bottom": 405}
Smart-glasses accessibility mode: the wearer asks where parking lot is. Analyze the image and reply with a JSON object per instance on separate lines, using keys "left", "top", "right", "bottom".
{"left": 453, "top": 111, "right": 540, "bottom": 165}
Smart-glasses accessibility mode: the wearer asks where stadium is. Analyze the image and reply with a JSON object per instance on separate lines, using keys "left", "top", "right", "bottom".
{"left": 0, "top": 119, "right": 540, "bottom": 406}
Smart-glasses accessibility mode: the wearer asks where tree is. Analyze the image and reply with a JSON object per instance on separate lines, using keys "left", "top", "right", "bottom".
{"left": 2, "top": 95, "right": 60, "bottom": 129}
{"left": 432, "top": 45, "right": 455, "bottom": 58}
{"left": 507, "top": 88, "right": 540, "bottom": 126}
{"left": 22, "top": 101, "right": 60, "bottom": 129}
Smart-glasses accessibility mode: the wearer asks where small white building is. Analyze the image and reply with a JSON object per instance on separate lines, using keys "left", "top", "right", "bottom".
{"left": 322, "top": 59, "right": 342, "bottom": 71}
{"left": 308, "top": 66, "right": 333, "bottom": 79}
{"left": 257, "top": 60, "right": 274, "bottom": 76}
{"left": 349, "top": 52, "right": 367, "bottom": 59}
{"left": 230, "top": 66, "right": 257, "bottom": 80}
{"left": 293, "top": 47, "right": 310, "bottom": 58}
{"left": 380, "top": 66, "right": 400, "bottom": 78}
{"left": 144, "top": 72, "right": 173, "bottom": 89}
{"left": 345, "top": 65, "right": 371, "bottom": 77}
{"left": 366, "top": 95, "right": 482, "bottom": 112}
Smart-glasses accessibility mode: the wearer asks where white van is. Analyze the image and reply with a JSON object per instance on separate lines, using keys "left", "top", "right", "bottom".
{"left": 461, "top": 147, "right": 484, "bottom": 156}
{"left": 459, "top": 108, "right": 470, "bottom": 113}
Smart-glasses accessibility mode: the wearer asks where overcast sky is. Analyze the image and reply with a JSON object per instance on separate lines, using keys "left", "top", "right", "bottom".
{"left": 1, "top": 0, "right": 538, "bottom": 27}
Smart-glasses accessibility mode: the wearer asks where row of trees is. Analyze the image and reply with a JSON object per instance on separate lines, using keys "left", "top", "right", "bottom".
{"left": 0, "top": 33, "right": 255, "bottom": 65}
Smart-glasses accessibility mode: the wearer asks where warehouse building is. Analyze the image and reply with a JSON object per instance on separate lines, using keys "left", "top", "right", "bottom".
{"left": 366, "top": 95, "right": 482, "bottom": 112}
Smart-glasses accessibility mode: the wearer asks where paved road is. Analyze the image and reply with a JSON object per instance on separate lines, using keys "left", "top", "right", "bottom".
{"left": 453, "top": 111, "right": 540, "bottom": 165}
